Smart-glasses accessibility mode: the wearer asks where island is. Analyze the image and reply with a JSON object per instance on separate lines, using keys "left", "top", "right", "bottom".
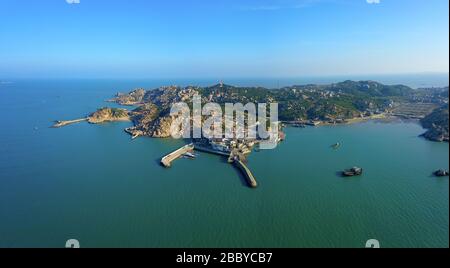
{"left": 52, "top": 107, "right": 130, "bottom": 128}
{"left": 54, "top": 81, "right": 449, "bottom": 143}
{"left": 52, "top": 80, "right": 449, "bottom": 188}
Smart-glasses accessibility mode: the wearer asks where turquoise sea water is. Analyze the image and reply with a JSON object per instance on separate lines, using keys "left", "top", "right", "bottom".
{"left": 0, "top": 79, "right": 448, "bottom": 248}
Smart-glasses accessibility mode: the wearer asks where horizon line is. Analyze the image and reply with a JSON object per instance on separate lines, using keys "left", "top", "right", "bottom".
{"left": 1, "top": 71, "right": 449, "bottom": 81}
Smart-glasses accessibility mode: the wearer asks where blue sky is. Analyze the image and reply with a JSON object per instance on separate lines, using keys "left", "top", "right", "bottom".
{"left": 0, "top": 0, "right": 448, "bottom": 78}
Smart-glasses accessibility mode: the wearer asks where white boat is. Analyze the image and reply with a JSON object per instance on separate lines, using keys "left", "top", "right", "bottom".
{"left": 183, "top": 152, "right": 197, "bottom": 159}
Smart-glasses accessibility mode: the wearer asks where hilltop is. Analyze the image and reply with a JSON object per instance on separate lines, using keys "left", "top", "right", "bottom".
{"left": 87, "top": 107, "right": 130, "bottom": 124}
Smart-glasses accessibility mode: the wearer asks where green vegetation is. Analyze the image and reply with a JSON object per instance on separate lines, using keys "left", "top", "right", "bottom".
{"left": 88, "top": 107, "right": 129, "bottom": 124}
{"left": 112, "top": 80, "right": 449, "bottom": 142}
{"left": 110, "top": 107, "right": 128, "bottom": 118}
{"left": 197, "top": 81, "right": 403, "bottom": 121}
{"left": 131, "top": 103, "right": 160, "bottom": 124}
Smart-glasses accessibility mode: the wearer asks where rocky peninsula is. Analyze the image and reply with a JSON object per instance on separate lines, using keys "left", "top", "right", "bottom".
{"left": 87, "top": 107, "right": 130, "bottom": 124}
{"left": 54, "top": 81, "right": 449, "bottom": 143}
{"left": 53, "top": 107, "right": 130, "bottom": 128}
{"left": 420, "top": 105, "right": 449, "bottom": 142}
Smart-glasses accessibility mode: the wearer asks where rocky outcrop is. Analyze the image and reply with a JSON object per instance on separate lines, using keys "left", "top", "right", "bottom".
{"left": 130, "top": 103, "right": 159, "bottom": 125}
{"left": 125, "top": 115, "right": 173, "bottom": 138}
{"left": 104, "top": 81, "right": 450, "bottom": 142}
{"left": 420, "top": 105, "right": 449, "bottom": 142}
{"left": 123, "top": 103, "right": 175, "bottom": 138}
{"left": 88, "top": 107, "right": 130, "bottom": 124}
{"left": 421, "top": 127, "right": 449, "bottom": 142}
{"left": 148, "top": 116, "right": 173, "bottom": 137}
{"left": 109, "top": 88, "right": 145, "bottom": 105}
{"left": 110, "top": 86, "right": 200, "bottom": 139}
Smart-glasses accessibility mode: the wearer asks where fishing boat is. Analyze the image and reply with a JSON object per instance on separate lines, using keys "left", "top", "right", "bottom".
{"left": 342, "top": 167, "right": 363, "bottom": 177}
{"left": 434, "top": 169, "right": 449, "bottom": 177}
{"left": 331, "top": 142, "right": 341, "bottom": 149}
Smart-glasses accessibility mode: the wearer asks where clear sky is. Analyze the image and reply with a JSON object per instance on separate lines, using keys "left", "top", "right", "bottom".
{"left": 0, "top": 0, "right": 448, "bottom": 78}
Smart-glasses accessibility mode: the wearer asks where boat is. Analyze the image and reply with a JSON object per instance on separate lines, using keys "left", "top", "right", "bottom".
{"left": 434, "top": 169, "right": 449, "bottom": 177}
{"left": 183, "top": 152, "right": 197, "bottom": 159}
{"left": 342, "top": 167, "right": 363, "bottom": 177}
{"left": 331, "top": 142, "right": 341, "bottom": 149}
{"left": 292, "top": 123, "right": 306, "bottom": 128}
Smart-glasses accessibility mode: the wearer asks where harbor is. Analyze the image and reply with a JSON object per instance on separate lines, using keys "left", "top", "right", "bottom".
{"left": 160, "top": 140, "right": 259, "bottom": 188}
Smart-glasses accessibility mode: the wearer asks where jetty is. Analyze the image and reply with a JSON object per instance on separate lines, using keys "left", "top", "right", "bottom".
{"left": 232, "top": 158, "right": 258, "bottom": 188}
{"left": 52, "top": 118, "right": 88, "bottom": 128}
{"left": 160, "top": 143, "right": 194, "bottom": 167}
{"left": 160, "top": 142, "right": 259, "bottom": 188}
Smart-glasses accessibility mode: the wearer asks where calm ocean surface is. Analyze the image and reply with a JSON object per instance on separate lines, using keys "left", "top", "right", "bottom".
{"left": 0, "top": 79, "right": 448, "bottom": 248}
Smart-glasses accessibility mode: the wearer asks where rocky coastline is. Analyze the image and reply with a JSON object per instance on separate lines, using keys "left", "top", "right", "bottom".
{"left": 420, "top": 105, "right": 449, "bottom": 142}
{"left": 54, "top": 81, "right": 449, "bottom": 143}
{"left": 53, "top": 107, "right": 130, "bottom": 128}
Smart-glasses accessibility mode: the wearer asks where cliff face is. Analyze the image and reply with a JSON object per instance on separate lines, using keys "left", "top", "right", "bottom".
{"left": 142, "top": 86, "right": 199, "bottom": 109}
{"left": 147, "top": 116, "right": 173, "bottom": 137}
{"left": 88, "top": 107, "right": 130, "bottom": 124}
{"left": 119, "top": 86, "right": 200, "bottom": 138}
{"left": 420, "top": 105, "right": 449, "bottom": 142}
{"left": 131, "top": 103, "right": 159, "bottom": 125}
{"left": 125, "top": 103, "right": 173, "bottom": 138}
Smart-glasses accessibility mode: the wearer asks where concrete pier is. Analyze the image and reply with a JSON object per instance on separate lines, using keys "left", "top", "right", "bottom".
{"left": 233, "top": 159, "right": 258, "bottom": 188}
{"left": 160, "top": 143, "right": 194, "bottom": 168}
{"left": 52, "top": 118, "right": 88, "bottom": 128}
{"left": 161, "top": 142, "right": 258, "bottom": 188}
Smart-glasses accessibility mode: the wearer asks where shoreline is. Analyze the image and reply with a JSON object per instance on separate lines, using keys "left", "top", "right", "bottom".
{"left": 341, "top": 113, "right": 390, "bottom": 125}
{"left": 87, "top": 116, "right": 131, "bottom": 124}
{"left": 284, "top": 114, "right": 449, "bottom": 143}
{"left": 284, "top": 113, "right": 399, "bottom": 128}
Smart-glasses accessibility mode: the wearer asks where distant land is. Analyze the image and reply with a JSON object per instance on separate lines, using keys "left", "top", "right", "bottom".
{"left": 53, "top": 80, "right": 449, "bottom": 142}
